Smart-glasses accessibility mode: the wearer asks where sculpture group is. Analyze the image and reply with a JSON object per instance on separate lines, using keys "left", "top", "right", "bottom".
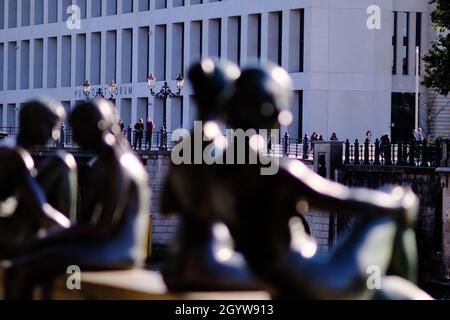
{"left": 0, "top": 59, "right": 432, "bottom": 300}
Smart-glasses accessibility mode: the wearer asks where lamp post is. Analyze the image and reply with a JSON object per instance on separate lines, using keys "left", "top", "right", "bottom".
{"left": 82, "top": 80, "right": 106, "bottom": 100}
{"left": 147, "top": 73, "right": 184, "bottom": 129}
{"left": 109, "top": 80, "right": 117, "bottom": 101}
{"left": 83, "top": 81, "right": 91, "bottom": 100}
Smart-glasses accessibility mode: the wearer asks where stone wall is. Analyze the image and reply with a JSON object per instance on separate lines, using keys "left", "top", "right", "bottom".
{"left": 338, "top": 166, "right": 443, "bottom": 282}
{"left": 144, "top": 156, "right": 335, "bottom": 256}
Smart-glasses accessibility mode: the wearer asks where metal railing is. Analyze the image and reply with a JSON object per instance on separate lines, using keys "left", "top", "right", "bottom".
{"left": 343, "top": 139, "right": 443, "bottom": 168}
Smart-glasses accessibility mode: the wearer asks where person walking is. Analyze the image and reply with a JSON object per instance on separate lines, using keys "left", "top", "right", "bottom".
{"left": 415, "top": 128, "right": 424, "bottom": 142}
{"left": 126, "top": 124, "right": 132, "bottom": 146}
{"left": 330, "top": 132, "right": 338, "bottom": 141}
{"left": 365, "top": 129, "right": 372, "bottom": 143}
{"left": 146, "top": 118, "right": 155, "bottom": 150}
{"left": 133, "top": 118, "right": 144, "bottom": 150}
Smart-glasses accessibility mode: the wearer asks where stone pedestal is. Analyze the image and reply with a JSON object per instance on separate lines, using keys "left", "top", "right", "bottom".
{"left": 313, "top": 141, "right": 344, "bottom": 180}
{"left": 436, "top": 167, "right": 450, "bottom": 280}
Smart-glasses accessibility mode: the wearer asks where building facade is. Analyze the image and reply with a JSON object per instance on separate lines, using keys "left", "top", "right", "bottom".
{"left": 0, "top": 0, "right": 448, "bottom": 141}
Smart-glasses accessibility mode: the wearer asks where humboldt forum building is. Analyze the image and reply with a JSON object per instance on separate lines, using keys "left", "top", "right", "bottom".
{"left": 0, "top": 0, "right": 448, "bottom": 141}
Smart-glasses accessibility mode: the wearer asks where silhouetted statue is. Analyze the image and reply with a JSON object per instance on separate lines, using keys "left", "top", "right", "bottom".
{"left": 0, "top": 97, "right": 73, "bottom": 259}
{"left": 160, "top": 58, "right": 262, "bottom": 291}
{"left": 17, "top": 99, "right": 78, "bottom": 220}
{"left": 4, "top": 99, "right": 150, "bottom": 299}
{"left": 219, "top": 64, "right": 432, "bottom": 299}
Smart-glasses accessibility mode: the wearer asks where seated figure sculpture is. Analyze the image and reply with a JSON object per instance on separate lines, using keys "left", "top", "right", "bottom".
{"left": 160, "top": 58, "right": 262, "bottom": 291}
{"left": 217, "top": 64, "right": 432, "bottom": 299}
{"left": 4, "top": 99, "right": 150, "bottom": 299}
{"left": 0, "top": 98, "right": 74, "bottom": 259}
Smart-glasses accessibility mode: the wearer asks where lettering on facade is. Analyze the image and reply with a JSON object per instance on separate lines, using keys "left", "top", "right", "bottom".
{"left": 74, "top": 86, "right": 133, "bottom": 99}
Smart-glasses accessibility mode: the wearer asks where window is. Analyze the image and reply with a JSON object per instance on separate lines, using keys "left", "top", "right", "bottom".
{"left": 392, "top": 12, "right": 397, "bottom": 74}
{"left": 416, "top": 12, "right": 422, "bottom": 75}
{"left": 247, "top": 14, "right": 261, "bottom": 60}
{"left": 402, "top": 12, "right": 409, "bottom": 75}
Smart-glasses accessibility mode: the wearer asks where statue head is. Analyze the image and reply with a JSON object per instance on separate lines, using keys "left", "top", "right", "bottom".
{"left": 226, "top": 64, "right": 293, "bottom": 130}
{"left": 188, "top": 58, "right": 241, "bottom": 121}
{"left": 17, "top": 97, "right": 66, "bottom": 148}
{"left": 69, "top": 98, "right": 117, "bottom": 151}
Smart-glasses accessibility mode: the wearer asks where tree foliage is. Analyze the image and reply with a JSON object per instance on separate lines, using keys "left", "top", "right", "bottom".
{"left": 423, "top": 0, "right": 450, "bottom": 96}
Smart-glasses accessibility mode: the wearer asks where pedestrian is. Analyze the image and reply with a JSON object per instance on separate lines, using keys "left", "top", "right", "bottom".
{"left": 160, "top": 125, "right": 168, "bottom": 151}
{"left": 146, "top": 117, "right": 155, "bottom": 150}
{"left": 415, "top": 128, "right": 424, "bottom": 142}
{"left": 380, "top": 133, "right": 390, "bottom": 159}
{"left": 330, "top": 132, "right": 338, "bottom": 141}
{"left": 118, "top": 119, "right": 125, "bottom": 134}
{"left": 126, "top": 124, "right": 132, "bottom": 146}
{"left": 133, "top": 118, "right": 144, "bottom": 150}
{"left": 365, "top": 129, "right": 372, "bottom": 143}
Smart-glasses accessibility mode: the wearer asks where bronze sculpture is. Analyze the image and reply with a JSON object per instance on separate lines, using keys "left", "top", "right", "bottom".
{"left": 0, "top": 98, "right": 73, "bottom": 259}
{"left": 218, "top": 64, "right": 432, "bottom": 299}
{"left": 160, "top": 58, "right": 262, "bottom": 291}
{"left": 4, "top": 99, "right": 150, "bottom": 299}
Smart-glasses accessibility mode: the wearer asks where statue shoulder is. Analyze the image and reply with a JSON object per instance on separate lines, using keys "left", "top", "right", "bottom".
{"left": 45, "top": 151, "right": 77, "bottom": 171}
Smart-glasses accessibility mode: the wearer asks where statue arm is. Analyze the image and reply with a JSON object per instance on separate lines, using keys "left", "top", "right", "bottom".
{"left": 17, "top": 170, "right": 71, "bottom": 229}
{"left": 281, "top": 160, "right": 417, "bottom": 226}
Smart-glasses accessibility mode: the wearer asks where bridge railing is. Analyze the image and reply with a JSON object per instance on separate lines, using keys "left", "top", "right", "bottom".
{"left": 343, "top": 138, "right": 444, "bottom": 168}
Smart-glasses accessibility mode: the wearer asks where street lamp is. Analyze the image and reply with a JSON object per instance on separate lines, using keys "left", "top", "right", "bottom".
{"left": 147, "top": 73, "right": 184, "bottom": 129}
{"left": 83, "top": 81, "right": 91, "bottom": 100}
{"left": 109, "top": 80, "right": 117, "bottom": 101}
{"left": 83, "top": 80, "right": 104, "bottom": 99}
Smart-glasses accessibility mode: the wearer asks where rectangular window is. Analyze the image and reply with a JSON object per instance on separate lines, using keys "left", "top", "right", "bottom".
{"left": 34, "top": 39, "right": 44, "bottom": 88}
{"left": 416, "top": 12, "right": 422, "bottom": 75}
{"left": 402, "top": 12, "right": 409, "bottom": 75}
{"left": 173, "top": 0, "right": 184, "bottom": 7}
{"left": 139, "top": 0, "right": 150, "bottom": 11}
{"left": 7, "top": 104, "right": 16, "bottom": 127}
{"left": 106, "top": 30, "right": 117, "bottom": 84}
{"left": 7, "top": 42, "right": 17, "bottom": 90}
{"left": 227, "top": 16, "right": 241, "bottom": 66}
{"left": 107, "top": 0, "right": 117, "bottom": 15}
{"left": 392, "top": 12, "right": 397, "bottom": 75}
{"left": 138, "top": 27, "right": 149, "bottom": 82}
{"left": 21, "top": 0, "right": 31, "bottom": 27}
{"left": 48, "top": 0, "right": 58, "bottom": 23}
{"left": 172, "top": 23, "right": 184, "bottom": 79}
{"left": 154, "top": 25, "right": 166, "bottom": 80}
{"left": 47, "top": 37, "right": 57, "bottom": 88}
{"left": 75, "top": 34, "right": 86, "bottom": 86}
{"left": 121, "top": 29, "right": 133, "bottom": 83}
{"left": 155, "top": 0, "right": 167, "bottom": 9}
{"left": 91, "top": 0, "right": 102, "bottom": 17}
{"left": 190, "top": 0, "right": 202, "bottom": 4}
{"left": 247, "top": 14, "right": 261, "bottom": 59}
{"left": 75, "top": 0, "right": 87, "bottom": 19}
{"left": 91, "top": 33, "right": 101, "bottom": 85}
{"left": 8, "top": 0, "right": 17, "bottom": 28}
{"left": 62, "top": 0, "right": 72, "bottom": 21}
{"left": 0, "top": 0, "right": 4, "bottom": 29}
{"left": 61, "top": 36, "right": 72, "bottom": 87}
{"left": 268, "top": 11, "right": 282, "bottom": 66}
{"left": 289, "top": 9, "right": 304, "bottom": 72}
{"left": 20, "top": 40, "right": 30, "bottom": 89}
{"left": 122, "top": 0, "right": 133, "bottom": 14}
{"left": 0, "top": 43, "right": 4, "bottom": 90}
{"left": 208, "top": 18, "right": 221, "bottom": 58}
{"left": 190, "top": 21, "right": 202, "bottom": 64}
{"left": 35, "top": 0, "right": 44, "bottom": 24}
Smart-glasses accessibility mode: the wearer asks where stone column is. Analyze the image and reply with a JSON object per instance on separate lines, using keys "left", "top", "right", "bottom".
{"left": 436, "top": 167, "right": 450, "bottom": 280}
